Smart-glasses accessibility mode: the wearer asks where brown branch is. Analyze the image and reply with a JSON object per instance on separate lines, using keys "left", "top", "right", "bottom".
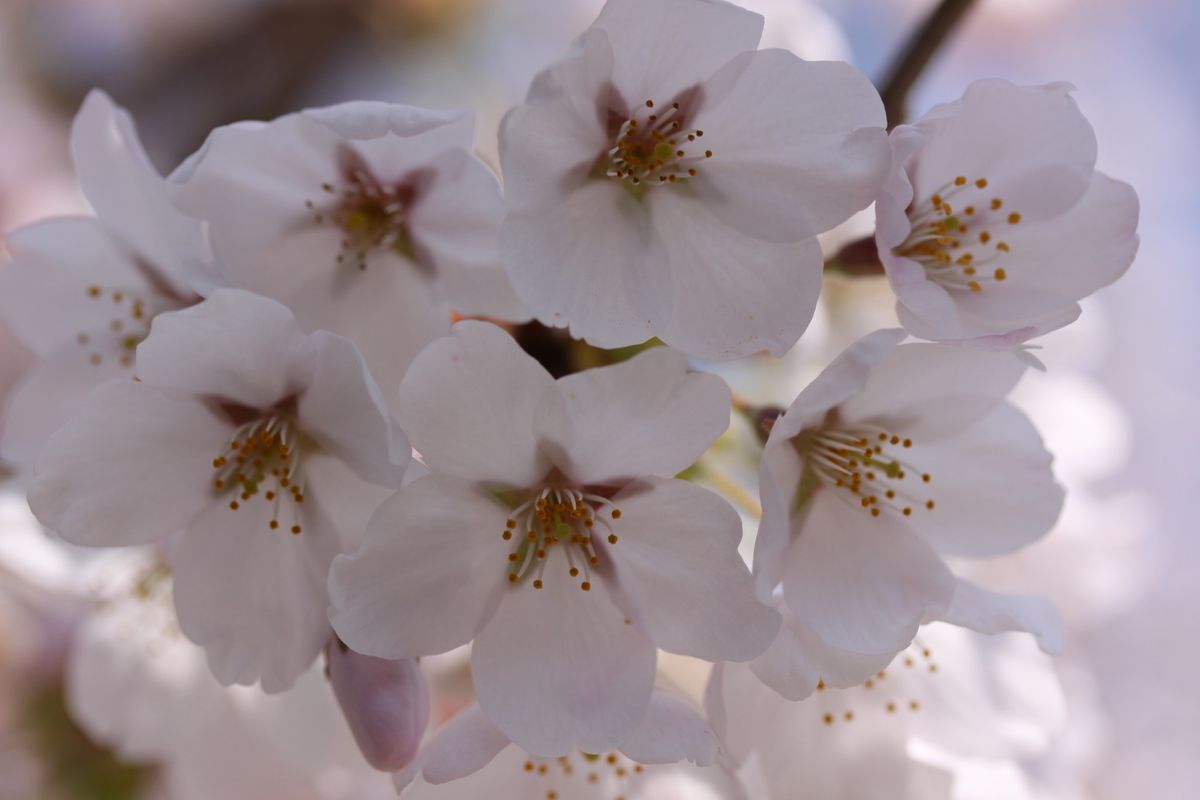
{"left": 878, "top": 0, "right": 979, "bottom": 129}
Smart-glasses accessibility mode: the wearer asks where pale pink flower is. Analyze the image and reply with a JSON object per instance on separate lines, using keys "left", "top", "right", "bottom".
{"left": 0, "top": 90, "right": 206, "bottom": 466}
{"left": 754, "top": 330, "right": 1064, "bottom": 693}
{"left": 498, "top": 0, "right": 889, "bottom": 359}
{"left": 875, "top": 79, "right": 1139, "bottom": 346}
{"left": 29, "top": 289, "right": 409, "bottom": 691}
{"left": 329, "top": 321, "right": 777, "bottom": 755}
{"left": 170, "top": 101, "right": 528, "bottom": 402}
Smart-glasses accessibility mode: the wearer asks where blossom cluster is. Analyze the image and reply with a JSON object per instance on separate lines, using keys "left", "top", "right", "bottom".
{"left": 0, "top": 0, "right": 1138, "bottom": 796}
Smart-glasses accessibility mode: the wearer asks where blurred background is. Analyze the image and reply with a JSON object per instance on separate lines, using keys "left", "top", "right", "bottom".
{"left": 0, "top": 0, "right": 1195, "bottom": 797}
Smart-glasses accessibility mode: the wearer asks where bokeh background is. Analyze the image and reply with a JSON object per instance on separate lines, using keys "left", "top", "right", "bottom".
{"left": 0, "top": 0, "right": 1194, "bottom": 797}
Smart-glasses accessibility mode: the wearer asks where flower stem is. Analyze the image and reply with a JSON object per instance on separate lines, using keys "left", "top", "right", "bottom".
{"left": 878, "top": 0, "right": 980, "bottom": 129}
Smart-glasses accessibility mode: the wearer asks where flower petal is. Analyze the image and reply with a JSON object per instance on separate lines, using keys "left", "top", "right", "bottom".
{"left": 329, "top": 474, "right": 510, "bottom": 659}
{"left": 28, "top": 380, "right": 225, "bottom": 546}
{"left": 782, "top": 493, "right": 955, "bottom": 655}
{"left": 651, "top": 191, "right": 824, "bottom": 359}
{"left": 137, "top": 290, "right": 313, "bottom": 409}
{"left": 592, "top": 0, "right": 764, "bottom": 103}
{"left": 904, "top": 402, "right": 1063, "bottom": 558}
{"left": 938, "top": 579, "right": 1064, "bottom": 655}
{"left": 397, "top": 704, "right": 511, "bottom": 790}
{"left": 619, "top": 692, "right": 717, "bottom": 766}
{"left": 538, "top": 347, "right": 730, "bottom": 485}
{"left": 471, "top": 554, "right": 656, "bottom": 756}
{"left": 327, "top": 643, "right": 429, "bottom": 771}
{"left": 297, "top": 331, "right": 409, "bottom": 488}
{"left": 396, "top": 321, "right": 552, "bottom": 486}
{"left": 172, "top": 492, "right": 340, "bottom": 692}
{"left": 605, "top": 477, "right": 779, "bottom": 662}
{"left": 694, "top": 50, "right": 888, "bottom": 242}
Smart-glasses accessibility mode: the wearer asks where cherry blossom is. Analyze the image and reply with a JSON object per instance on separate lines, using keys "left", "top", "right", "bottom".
{"left": 329, "top": 321, "right": 777, "bottom": 756}
{"left": 169, "top": 101, "right": 528, "bottom": 402}
{"left": 28, "top": 289, "right": 410, "bottom": 691}
{"left": 0, "top": 90, "right": 207, "bottom": 467}
{"left": 875, "top": 79, "right": 1139, "bottom": 346}
{"left": 498, "top": 0, "right": 890, "bottom": 359}
{"left": 754, "top": 330, "right": 1064, "bottom": 689}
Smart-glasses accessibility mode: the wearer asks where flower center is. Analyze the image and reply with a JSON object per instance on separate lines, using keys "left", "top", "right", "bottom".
{"left": 896, "top": 175, "right": 1022, "bottom": 293}
{"left": 795, "top": 426, "right": 936, "bottom": 519}
{"left": 80, "top": 284, "right": 184, "bottom": 368}
{"left": 497, "top": 486, "right": 623, "bottom": 592}
{"left": 603, "top": 99, "right": 712, "bottom": 191}
{"left": 517, "top": 751, "right": 644, "bottom": 798}
{"left": 211, "top": 416, "right": 309, "bottom": 534}
{"left": 814, "top": 639, "right": 940, "bottom": 728}
{"left": 305, "top": 150, "right": 422, "bottom": 271}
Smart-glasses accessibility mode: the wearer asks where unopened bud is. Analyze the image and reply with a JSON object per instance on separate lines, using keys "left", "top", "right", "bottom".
{"left": 327, "top": 638, "right": 429, "bottom": 771}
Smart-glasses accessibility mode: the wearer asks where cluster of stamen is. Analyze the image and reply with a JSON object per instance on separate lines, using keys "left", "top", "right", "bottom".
{"left": 211, "top": 416, "right": 307, "bottom": 534}
{"left": 605, "top": 99, "right": 711, "bottom": 189}
{"left": 518, "top": 751, "right": 644, "bottom": 799}
{"left": 896, "top": 175, "right": 1022, "bottom": 293}
{"left": 500, "top": 487, "right": 622, "bottom": 592}
{"left": 305, "top": 166, "right": 418, "bottom": 271}
{"left": 79, "top": 285, "right": 160, "bottom": 368}
{"left": 815, "top": 641, "right": 940, "bottom": 728}
{"left": 799, "top": 426, "right": 935, "bottom": 519}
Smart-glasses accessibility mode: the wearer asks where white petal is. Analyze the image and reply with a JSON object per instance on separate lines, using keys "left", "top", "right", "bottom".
{"left": 694, "top": 50, "right": 889, "bottom": 241}
{"left": 904, "top": 402, "right": 1063, "bottom": 558}
{"left": 652, "top": 191, "right": 824, "bottom": 359}
{"left": 137, "top": 290, "right": 313, "bottom": 409}
{"left": 172, "top": 492, "right": 340, "bottom": 692}
{"left": 782, "top": 493, "right": 955, "bottom": 655}
{"left": 538, "top": 347, "right": 730, "bottom": 485}
{"left": 471, "top": 553, "right": 656, "bottom": 756}
{"left": 29, "top": 380, "right": 225, "bottom": 546}
{"left": 605, "top": 477, "right": 778, "bottom": 661}
{"left": 619, "top": 692, "right": 717, "bottom": 766}
{"left": 912, "top": 80, "right": 1096, "bottom": 222}
{"left": 938, "top": 579, "right": 1064, "bottom": 654}
{"left": 839, "top": 342, "right": 1028, "bottom": 440}
{"left": 70, "top": 90, "right": 204, "bottom": 294}
{"left": 395, "top": 321, "right": 552, "bottom": 486}
{"left": 592, "top": 0, "right": 764, "bottom": 103}
{"left": 501, "top": 180, "right": 670, "bottom": 349}
{"left": 329, "top": 474, "right": 510, "bottom": 659}
{"left": 398, "top": 704, "right": 511, "bottom": 790}
{"left": 297, "top": 331, "right": 409, "bottom": 488}
{"left": 749, "top": 601, "right": 893, "bottom": 700}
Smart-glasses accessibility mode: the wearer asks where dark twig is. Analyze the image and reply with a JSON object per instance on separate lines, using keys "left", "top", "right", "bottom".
{"left": 878, "top": 0, "right": 979, "bottom": 128}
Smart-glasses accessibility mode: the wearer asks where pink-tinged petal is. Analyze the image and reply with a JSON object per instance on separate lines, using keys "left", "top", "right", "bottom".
{"left": 839, "top": 342, "right": 1028, "bottom": 441}
{"left": 749, "top": 601, "right": 892, "bottom": 700}
{"left": 301, "top": 103, "right": 474, "bottom": 174}
{"left": 70, "top": 90, "right": 203, "bottom": 294}
{"left": 0, "top": 218, "right": 165, "bottom": 356}
{"left": 619, "top": 692, "right": 717, "bottom": 766}
{"left": 605, "top": 477, "right": 779, "bottom": 662}
{"left": 538, "top": 347, "right": 730, "bottom": 485}
{"left": 905, "top": 402, "right": 1063, "bottom": 558}
{"left": 651, "top": 191, "right": 824, "bottom": 359}
{"left": 172, "top": 492, "right": 340, "bottom": 692}
{"left": 783, "top": 493, "right": 955, "bottom": 655}
{"left": 137, "top": 290, "right": 313, "bottom": 409}
{"left": 593, "top": 0, "right": 764, "bottom": 103}
{"left": 397, "top": 704, "right": 511, "bottom": 790}
{"left": 410, "top": 152, "right": 529, "bottom": 322}
{"left": 501, "top": 180, "right": 671, "bottom": 349}
{"left": 500, "top": 29, "right": 616, "bottom": 215}
{"left": 693, "top": 50, "right": 888, "bottom": 242}
{"left": 395, "top": 321, "right": 551, "bottom": 486}
{"left": 329, "top": 474, "right": 510, "bottom": 659}
{"left": 327, "top": 642, "right": 429, "bottom": 771}
{"left": 297, "top": 331, "right": 409, "bottom": 488}
{"left": 0, "top": 347, "right": 128, "bottom": 466}
{"left": 938, "top": 579, "right": 1064, "bottom": 655}
{"left": 28, "top": 380, "right": 226, "bottom": 546}
{"left": 912, "top": 80, "right": 1096, "bottom": 223}
{"left": 471, "top": 554, "right": 656, "bottom": 756}
{"left": 753, "top": 425, "right": 804, "bottom": 601}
